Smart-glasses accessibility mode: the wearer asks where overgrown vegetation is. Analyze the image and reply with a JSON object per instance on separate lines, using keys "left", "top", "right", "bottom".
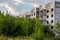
{"left": 0, "top": 11, "right": 59, "bottom": 40}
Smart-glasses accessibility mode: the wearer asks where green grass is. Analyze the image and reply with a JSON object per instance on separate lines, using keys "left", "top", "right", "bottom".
{"left": 0, "top": 35, "right": 34, "bottom": 40}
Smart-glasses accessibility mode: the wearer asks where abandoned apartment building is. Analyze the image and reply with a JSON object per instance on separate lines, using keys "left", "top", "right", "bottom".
{"left": 25, "top": 1, "right": 60, "bottom": 30}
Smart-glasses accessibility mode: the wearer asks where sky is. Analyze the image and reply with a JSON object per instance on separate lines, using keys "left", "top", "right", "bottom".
{"left": 0, "top": 0, "right": 60, "bottom": 16}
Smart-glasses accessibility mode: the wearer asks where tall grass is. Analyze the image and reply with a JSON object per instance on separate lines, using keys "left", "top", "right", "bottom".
{"left": 0, "top": 35, "right": 34, "bottom": 40}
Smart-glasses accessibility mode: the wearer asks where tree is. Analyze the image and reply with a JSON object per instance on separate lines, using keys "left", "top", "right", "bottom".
{"left": 0, "top": 11, "right": 4, "bottom": 35}
{"left": 19, "top": 18, "right": 34, "bottom": 36}
{"left": 33, "top": 19, "right": 44, "bottom": 40}
{"left": 56, "top": 22, "right": 60, "bottom": 30}
{"left": 1, "top": 14, "right": 15, "bottom": 36}
{"left": 43, "top": 25, "right": 55, "bottom": 40}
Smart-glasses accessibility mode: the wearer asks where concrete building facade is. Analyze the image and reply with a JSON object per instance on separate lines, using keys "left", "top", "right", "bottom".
{"left": 44, "top": 1, "right": 55, "bottom": 29}
{"left": 26, "top": 7, "right": 40, "bottom": 19}
{"left": 25, "top": 1, "right": 60, "bottom": 30}
{"left": 40, "top": 1, "right": 60, "bottom": 30}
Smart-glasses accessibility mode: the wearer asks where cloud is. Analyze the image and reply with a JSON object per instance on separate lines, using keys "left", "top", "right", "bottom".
{"left": 5, "top": 3, "right": 25, "bottom": 16}
{"left": 14, "top": 0, "right": 25, "bottom": 5}
{"left": 14, "top": 0, "right": 40, "bottom": 7}
{"left": 0, "top": 0, "right": 59, "bottom": 16}
{"left": 0, "top": 0, "right": 26, "bottom": 16}
{"left": 13, "top": 0, "right": 39, "bottom": 7}
{"left": 0, "top": 3, "right": 16, "bottom": 15}
{"left": 28, "top": 3, "right": 39, "bottom": 7}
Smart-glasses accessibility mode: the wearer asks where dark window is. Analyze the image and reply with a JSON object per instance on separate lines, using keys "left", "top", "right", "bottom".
{"left": 34, "top": 13, "right": 35, "bottom": 16}
{"left": 47, "top": 21, "right": 49, "bottom": 24}
{"left": 47, "top": 15, "right": 49, "bottom": 18}
{"left": 51, "top": 8, "right": 53, "bottom": 12}
{"left": 51, "top": 14, "right": 53, "bottom": 17}
{"left": 37, "top": 12, "right": 39, "bottom": 13}
{"left": 47, "top": 10, "right": 49, "bottom": 13}
{"left": 51, "top": 26, "right": 53, "bottom": 29}
{"left": 51, "top": 20, "right": 53, "bottom": 23}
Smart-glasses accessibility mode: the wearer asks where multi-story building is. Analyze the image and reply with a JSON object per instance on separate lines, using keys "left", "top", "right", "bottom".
{"left": 40, "top": 1, "right": 55, "bottom": 29}
{"left": 25, "top": 1, "right": 60, "bottom": 30}
{"left": 40, "top": 6, "right": 47, "bottom": 25}
{"left": 40, "top": 1, "right": 60, "bottom": 30}
{"left": 45, "top": 1, "right": 55, "bottom": 29}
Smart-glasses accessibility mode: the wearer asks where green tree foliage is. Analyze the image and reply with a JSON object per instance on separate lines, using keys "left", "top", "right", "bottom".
{"left": 0, "top": 11, "right": 4, "bottom": 35}
{"left": 0, "top": 11, "right": 55, "bottom": 40}
{"left": 57, "top": 22, "right": 60, "bottom": 30}
{"left": 20, "top": 18, "right": 34, "bottom": 36}
{"left": 33, "top": 19, "right": 44, "bottom": 40}
{"left": 43, "top": 25, "right": 55, "bottom": 38}
{"left": 2, "top": 14, "right": 15, "bottom": 36}
{"left": 0, "top": 12, "right": 35, "bottom": 37}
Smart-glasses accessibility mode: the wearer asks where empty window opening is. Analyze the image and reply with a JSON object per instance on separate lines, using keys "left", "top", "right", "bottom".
{"left": 51, "top": 14, "right": 53, "bottom": 17}
{"left": 47, "top": 21, "right": 49, "bottom": 24}
{"left": 51, "top": 20, "right": 53, "bottom": 23}
{"left": 47, "top": 10, "right": 49, "bottom": 13}
{"left": 51, "top": 8, "right": 53, "bottom": 12}
{"left": 47, "top": 15, "right": 49, "bottom": 18}
{"left": 51, "top": 26, "right": 53, "bottom": 29}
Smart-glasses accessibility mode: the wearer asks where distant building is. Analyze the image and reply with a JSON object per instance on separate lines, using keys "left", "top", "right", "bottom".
{"left": 26, "top": 7, "right": 40, "bottom": 19}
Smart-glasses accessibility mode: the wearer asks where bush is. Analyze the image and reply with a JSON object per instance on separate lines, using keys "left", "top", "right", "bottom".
{"left": 0, "top": 11, "right": 55, "bottom": 40}
{"left": 33, "top": 19, "right": 44, "bottom": 40}
{"left": 0, "top": 14, "right": 35, "bottom": 37}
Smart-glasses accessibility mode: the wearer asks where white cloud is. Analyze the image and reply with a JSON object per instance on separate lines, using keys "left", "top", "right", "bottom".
{"left": 29, "top": 3, "right": 39, "bottom": 7}
{"left": 14, "top": 0, "right": 40, "bottom": 7}
{"left": 4, "top": 4, "right": 24, "bottom": 16}
{"left": 14, "top": 0, "right": 25, "bottom": 4}
{"left": 5, "top": 4, "right": 13, "bottom": 12}
{"left": 0, "top": 3, "right": 21, "bottom": 16}
{"left": 0, "top": 4, "right": 14, "bottom": 14}
{"left": 0, "top": 0, "right": 44, "bottom": 16}
{"left": 0, "top": 4, "right": 5, "bottom": 6}
{"left": 0, "top": 0, "right": 56, "bottom": 16}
